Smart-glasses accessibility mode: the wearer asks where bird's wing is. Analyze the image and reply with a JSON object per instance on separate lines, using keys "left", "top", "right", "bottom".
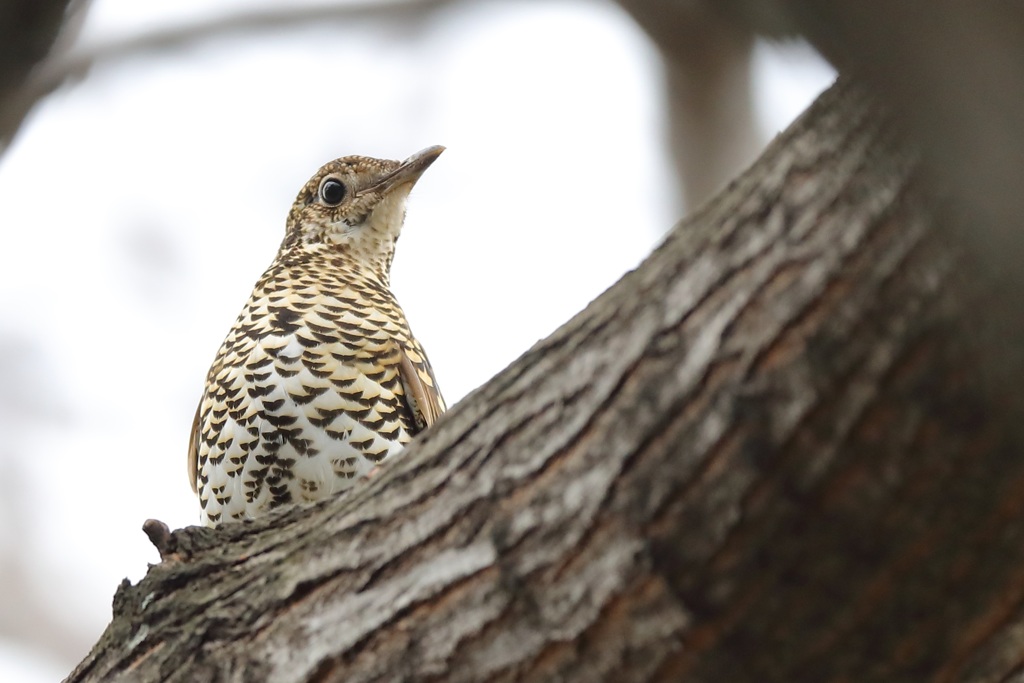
{"left": 187, "top": 401, "right": 201, "bottom": 494}
{"left": 397, "top": 343, "right": 445, "bottom": 432}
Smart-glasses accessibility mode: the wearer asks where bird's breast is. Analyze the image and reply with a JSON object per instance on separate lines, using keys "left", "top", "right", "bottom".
{"left": 196, "top": 277, "right": 419, "bottom": 524}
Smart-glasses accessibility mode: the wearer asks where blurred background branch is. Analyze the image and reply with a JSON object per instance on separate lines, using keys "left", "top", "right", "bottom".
{"left": 0, "top": 0, "right": 86, "bottom": 152}
{"left": 5, "top": 0, "right": 450, "bottom": 151}
{"left": 615, "top": 0, "right": 793, "bottom": 207}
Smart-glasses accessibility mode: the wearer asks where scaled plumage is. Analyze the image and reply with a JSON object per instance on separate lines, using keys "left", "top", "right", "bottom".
{"left": 189, "top": 146, "right": 446, "bottom": 526}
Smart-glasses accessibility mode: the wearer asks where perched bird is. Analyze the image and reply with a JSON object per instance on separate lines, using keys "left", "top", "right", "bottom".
{"left": 188, "top": 146, "right": 447, "bottom": 526}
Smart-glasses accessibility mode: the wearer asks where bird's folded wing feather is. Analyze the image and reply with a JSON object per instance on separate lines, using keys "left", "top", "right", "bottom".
{"left": 187, "top": 402, "right": 200, "bottom": 493}
{"left": 397, "top": 343, "right": 444, "bottom": 432}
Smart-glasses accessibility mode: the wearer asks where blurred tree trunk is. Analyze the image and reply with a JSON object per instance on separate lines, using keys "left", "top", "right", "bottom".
{"left": 68, "top": 74, "right": 1024, "bottom": 682}
{"left": 781, "top": 0, "right": 1024, "bottom": 380}
{"left": 616, "top": 0, "right": 768, "bottom": 212}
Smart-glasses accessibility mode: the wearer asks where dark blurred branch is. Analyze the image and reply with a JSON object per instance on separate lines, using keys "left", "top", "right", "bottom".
{"left": 0, "top": 0, "right": 80, "bottom": 151}
{"left": 0, "top": 0, "right": 75, "bottom": 93}
{"left": 43, "top": 0, "right": 458, "bottom": 80}
{"left": 2, "top": 0, "right": 458, "bottom": 154}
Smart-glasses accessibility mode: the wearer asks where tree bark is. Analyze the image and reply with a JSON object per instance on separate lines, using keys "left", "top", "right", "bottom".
{"left": 65, "top": 76, "right": 1024, "bottom": 682}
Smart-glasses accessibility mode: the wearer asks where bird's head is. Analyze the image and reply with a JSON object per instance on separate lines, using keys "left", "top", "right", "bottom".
{"left": 281, "top": 145, "right": 444, "bottom": 279}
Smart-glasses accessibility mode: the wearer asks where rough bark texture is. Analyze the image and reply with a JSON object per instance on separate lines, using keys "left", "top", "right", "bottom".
{"left": 66, "top": 77, "right": 1024, "bottom": 682}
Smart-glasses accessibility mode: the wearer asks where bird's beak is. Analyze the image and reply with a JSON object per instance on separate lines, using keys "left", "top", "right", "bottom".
{"left": 363, "top": 145, "right": 445, "bottom": 196}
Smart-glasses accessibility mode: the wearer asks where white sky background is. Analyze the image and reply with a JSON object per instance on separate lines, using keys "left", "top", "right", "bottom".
{"left": 0, "top": 0, "right": 834, "bottom": 679}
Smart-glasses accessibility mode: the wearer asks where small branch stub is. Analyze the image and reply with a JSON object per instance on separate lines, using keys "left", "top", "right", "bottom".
{"left": 142, "top": 519, "right": 175, "bottom": 562}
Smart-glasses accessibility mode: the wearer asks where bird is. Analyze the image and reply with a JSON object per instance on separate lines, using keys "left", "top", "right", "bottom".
{"left": 188, "top": 146, "right": 447, "bottom": 527}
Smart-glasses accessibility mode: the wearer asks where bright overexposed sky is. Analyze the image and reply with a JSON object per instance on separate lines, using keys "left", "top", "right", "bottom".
{"left": 0, "top": 1, "right": 833, "bottom": 680}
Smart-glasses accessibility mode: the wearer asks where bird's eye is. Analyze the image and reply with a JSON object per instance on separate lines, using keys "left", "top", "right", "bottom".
{"left": 319, "top": 178, "right": 347, "bottom": 206}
